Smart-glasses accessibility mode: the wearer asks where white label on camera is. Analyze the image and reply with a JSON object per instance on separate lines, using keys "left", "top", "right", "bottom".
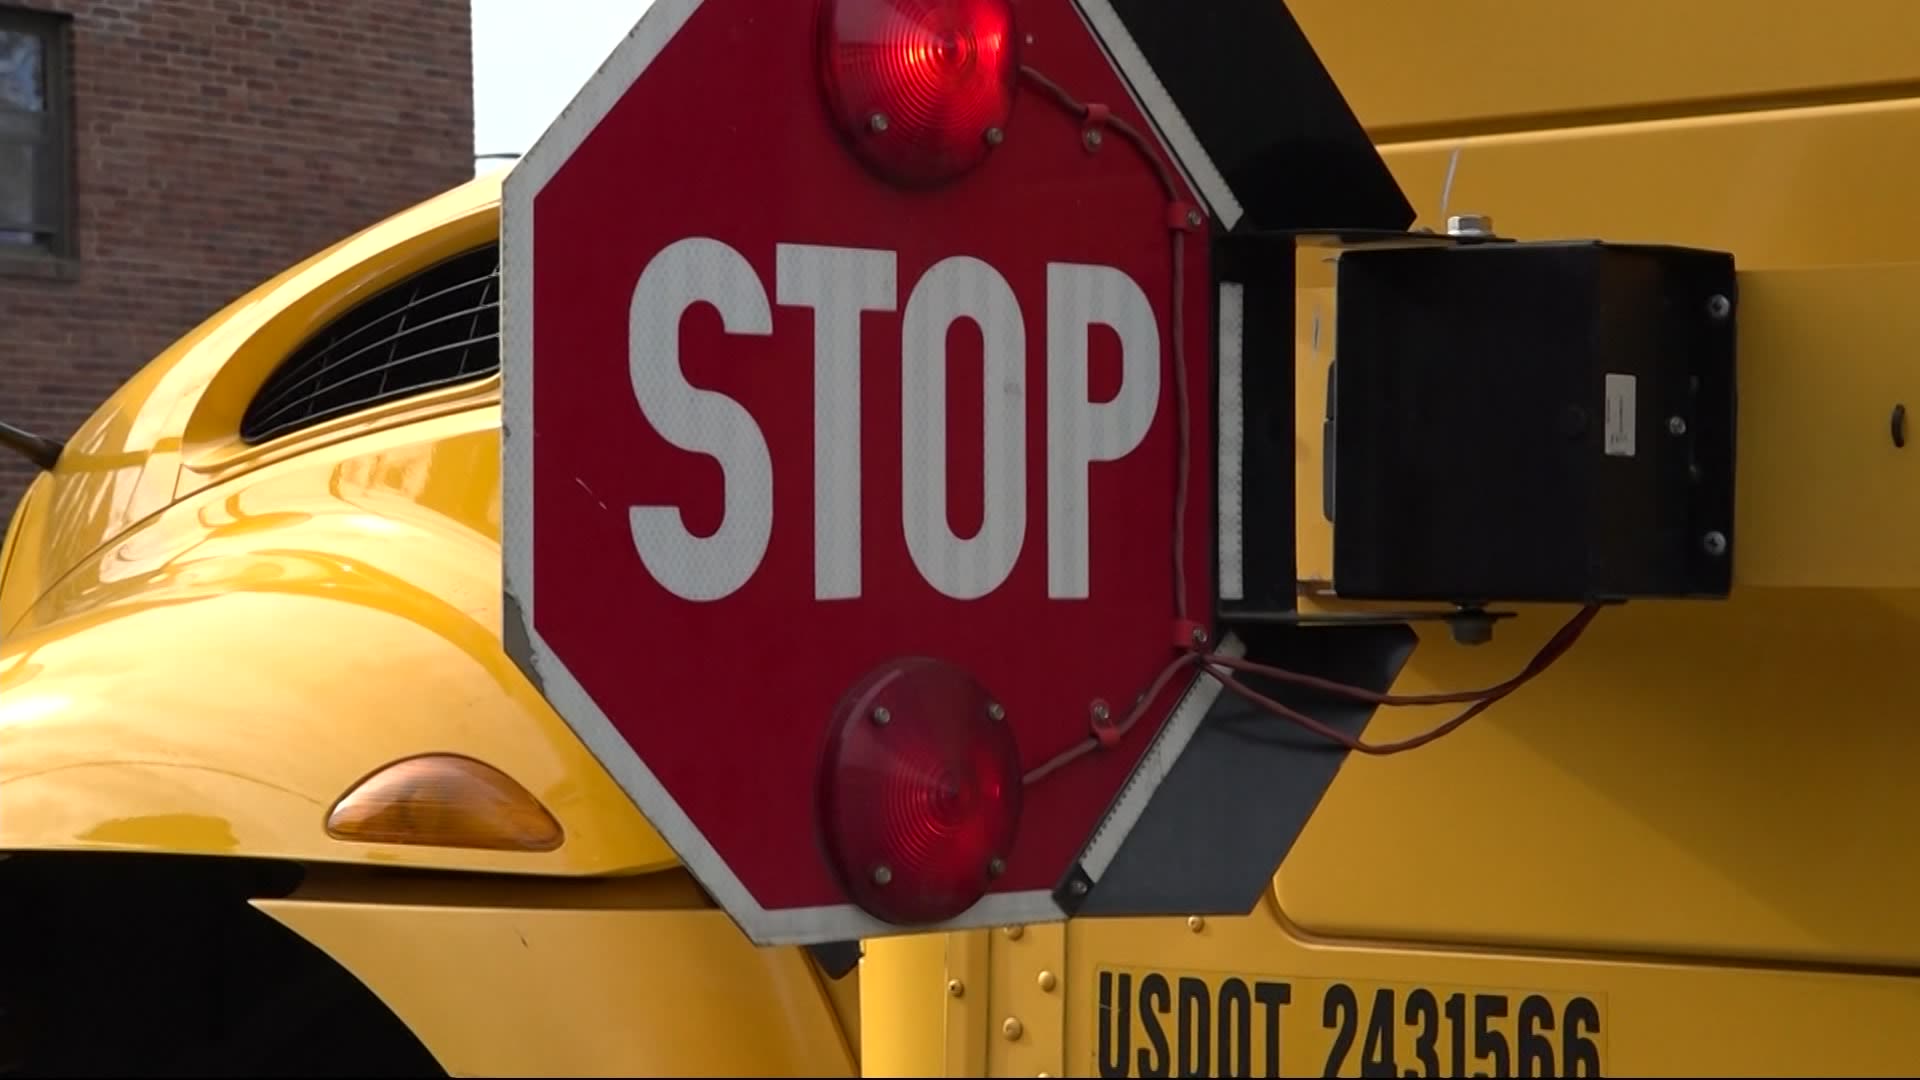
{"left": 1604, "top": 373, "right": 1637, "bottom": 458}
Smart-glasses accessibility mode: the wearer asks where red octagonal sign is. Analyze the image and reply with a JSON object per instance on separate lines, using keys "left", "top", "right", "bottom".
{"left": 504, "top": 0, "right": 1235, "bottom": 946}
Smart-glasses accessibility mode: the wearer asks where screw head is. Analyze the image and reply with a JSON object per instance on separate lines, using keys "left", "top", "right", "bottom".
{"left": 1090, "top": 700, "right": 1110, "bottom": 722}
{"left": 1082, "top": 127, "right": 1104, "bottom": 151}
{"left": 871, "top": 864, "right": 893, "bottom": 886}
{"left": 1707, "top": 293, "right": 1732, "bottom": 319}
{"left": 947, "top": 979, "right": 965, "bottom": 998}
{"left": 1668, "top": 415, "right": 1688, "bottom": 436}
{"left": 1702, "top": 530, "right": 1729, "bottom": 556}
{"left": 1068, "top": 879, "right": 1089, "bottom": 897}
{"left": 868, "top": 112, "right": 890, "bottom": 133}
{"left": 1187, "top": 915, "right": 1205, "bottom": 932}
{"left": 1003, "top": 1017, "right": 1024, "bottom": 1040}
{"left": 1185, "top": 208, "right": 1203, "bottom": 228}
{"left": 1037, "top": 970, "right": 1058, "bottom": 992}
{"left": 984, "top": 126, "right": 1004, "bottom": 146}
{"left": 1003, "top": 924, "right": 1025, "bottom": 940}
{"left": 986, "top": 701, "right": 1005, "bottom": 722}
{"left": 871, "top": 706, "right": 891, "bottom": 726}
{"left": 987, "top": 856, "right": 1007, "bottom": 878}
{"left": 1190, "top": 625, "right": 1209, "bottom": 646}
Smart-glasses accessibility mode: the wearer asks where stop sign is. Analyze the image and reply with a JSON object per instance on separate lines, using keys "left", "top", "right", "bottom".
{"left": 503, "top": 0, "right": 1233, "bottom": 946}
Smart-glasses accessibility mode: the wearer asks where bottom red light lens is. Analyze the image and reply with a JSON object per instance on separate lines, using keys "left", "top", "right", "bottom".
{"left": 816, "top": 656, "right": 1023, "bottom": 926}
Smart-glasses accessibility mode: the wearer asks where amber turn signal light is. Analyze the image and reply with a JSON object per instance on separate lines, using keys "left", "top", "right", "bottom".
{"left": 326, "top": 753, "right": 564, "bottom": 853}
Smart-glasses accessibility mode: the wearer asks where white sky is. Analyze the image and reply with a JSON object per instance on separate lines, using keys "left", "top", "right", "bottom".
{"left": 471, "top": 0, "right": 659, "bottom": 176}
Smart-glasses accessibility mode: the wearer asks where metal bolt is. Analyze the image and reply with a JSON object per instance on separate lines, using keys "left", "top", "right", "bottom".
{"left": 1003, "top": 1017, "right": 1024, "bottom": 1040}
{"left": 868, "top": 112, "right": 890, "bottom": 133}
{"left": 871, "top": 864, "right": 893, "bottom": 886}
{"left": 1668, "top": 416, "right": 1688, "bottom": 436}
{"left": 1004, "top": 925, "right": 1025, "bottom": 940}
{"left": 984, "top": 126, "right": 1004, "bottom": 146}
{"left": 1187, "top": 915, "right": 1205, "bottom": 932}
{"left": 1446, "top": 213, "right": 1494, "bottom": 238}
{"left": 1707, "top": 294, "right": 1732, "bottom": 320}
{"left": 1090, "top": 700, "right": 1110, "bottom": 723}
{"left": 1185, "top": 208, "right": 1203, "bottom": 228}
{"left": 987, "top": 856, "right": 1007, "bottom": 878}
{"left": 1082, "top": 127, "right": 1104, "bottom": 152}
{"left": 987, "top": 701, "right": 1005, "bottom": 721}
{"left": 872, "top": 706, "right": 891, "bottom": 726}
{"left": 1038, "top": 970, "right": 1057, "bottom": 992}
{"left": 948, "top": 979, "right": 965, "bottom": 998}
{"left": 1702, "top": 530, "right": 1728, "bottom": 557}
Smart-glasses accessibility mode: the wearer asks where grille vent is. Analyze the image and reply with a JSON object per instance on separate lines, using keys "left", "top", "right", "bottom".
{"left": 239, "top": 244, "right": 501, "bottom": 444}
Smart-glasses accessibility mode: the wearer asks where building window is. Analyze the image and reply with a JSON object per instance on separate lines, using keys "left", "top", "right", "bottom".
{"left": 0, "top": 6, "right": 71, "bottom": 263}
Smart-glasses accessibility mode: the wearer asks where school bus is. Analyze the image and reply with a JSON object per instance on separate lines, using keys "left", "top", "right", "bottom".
{"left": 5, "top": 1, "right": 1920, "bottom": 1075}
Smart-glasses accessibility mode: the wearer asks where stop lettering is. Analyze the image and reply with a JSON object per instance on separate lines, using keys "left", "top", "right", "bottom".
{"left": 628, "top": 238, "right": 1161, "bottom": 604}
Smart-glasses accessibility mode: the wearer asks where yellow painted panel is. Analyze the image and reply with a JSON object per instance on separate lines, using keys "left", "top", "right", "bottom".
{"left": 1373, "top": 97, "right": 1920, "bottom": 268}
{"left": 1288, "top": 0, "right": 1920, "bottom": 140}
{"left": 258, "top": 873, "right": 856, "bottom": 1078}
{"left": 0, "top": 407, "right": 675, "bottom": 877}
{"left": 1066, "top": 906, "right": 1920, "bottom": 1078}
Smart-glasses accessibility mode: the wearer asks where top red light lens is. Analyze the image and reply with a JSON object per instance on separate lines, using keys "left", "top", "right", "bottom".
{"left": 818, "top": 0, "right": 1020, "bottom": 188}
{"left": 816, "top": 657, "right": 1024, "bottom": 927}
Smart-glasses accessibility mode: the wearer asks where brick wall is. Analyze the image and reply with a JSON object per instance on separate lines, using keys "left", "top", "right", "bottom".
{"left": 1, "top": 0, "right": 474, "bottom": 519}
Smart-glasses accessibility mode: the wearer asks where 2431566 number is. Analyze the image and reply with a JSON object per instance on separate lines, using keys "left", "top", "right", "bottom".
{"left": 1093, "top": 966, "right": 1607, "bottom": 1078}
{"left": 1322, "top": 984, "right": 1603, "bottom": 1078}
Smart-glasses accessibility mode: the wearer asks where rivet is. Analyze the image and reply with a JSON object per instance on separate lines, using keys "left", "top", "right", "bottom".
{"left": 1068, "top": 879, "right": 1089, "bottom": 897}
{"left": 872, "top": 864, "right": 893, "bottom": 886}
{"left": 1090, "top": 700, "right": 1110, "bottom": 722}
{"left": 1667, "top": 415, "right": 1687, "bottom": 436}
{"left": 1003, "top": 1016, "right": 1024, "bottom": 1040}
{"left": 1702, "top": 530, "right": 1729, "bottom": 557}
{"left": 1190, "top": 625, "right": 1208, "bottom": 646}
{"left": 987, "top": 701, "right": 1005, "bottom": 721}
{"left": 987, "top": 856, "right": 1007, "bottom": 878}
{"left": 1186, "top": 208, "right": 1203, "bottom": 228}
{"left": 871, "top": 706, "right": 890, "bottom": 726}
{"left": 948, "top": 979, "right": 965, "bottom": 997}
{"left": 869, "top": 112, "right": 890, "bottom": 133}
{"left": 1187, "top": 915, "right": 1205, "bottom": 932}
{"left": 1082, "top": 127, "right": 1104, "bottom": 152}
{"left": 984, "top": 126, "right": 1005, "bottom": 146}
{"left": 1004, "top": 925, "right": 1025, "bottom": 940}
{"left": 1038, "top": 970, "right": 1057, "bottom": 992}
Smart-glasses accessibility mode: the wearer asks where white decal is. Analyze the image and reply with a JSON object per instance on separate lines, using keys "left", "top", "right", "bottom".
{"left": 777, "top": 243, "right": 898, "bottom": 601}
{"left": 622, "top": 241, "right": 1166, "bottom": 603}
{"left": 1604, "top": 372, "right": 1637, "bottom": 458}
{"left": 1045, "top": 261, "right": 1162, "bottom": 600}
{"left": 627, "top": 237, "right": 774, "bottom": 601}
{"left": 900, "top": 255, "right": 1029, "bottom": 601}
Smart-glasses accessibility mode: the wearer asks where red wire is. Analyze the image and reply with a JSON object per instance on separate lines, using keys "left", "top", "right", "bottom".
{"left": 1014, "top": 64, "right": 1601, "bottom": 785}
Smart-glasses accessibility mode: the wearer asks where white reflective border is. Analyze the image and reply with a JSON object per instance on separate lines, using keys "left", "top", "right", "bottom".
{"left": 502, "top": 0, "right": 1247, "bottom": 946}
{"left": 1070, "top": 0, "right": 1245, "bottom": 232}
{"left": 501, "top": 0, "right": 1070, "bottom": 948}
{"left": 1075, "top": 633, "right": 1243, "bottom": 883}
{"left": 1216, "top": 282, "right": 1245, "bottom": 602}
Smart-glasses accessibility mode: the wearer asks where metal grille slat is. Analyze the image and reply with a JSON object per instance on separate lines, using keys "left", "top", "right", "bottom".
{"left": 240, "top": 244, "right": 501, "bottom": 444}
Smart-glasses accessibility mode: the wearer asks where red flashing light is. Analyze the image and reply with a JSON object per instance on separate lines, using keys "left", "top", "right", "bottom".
{"left": 817, "top": 0, "right": 1020, "bottom": 188}
{"left": 816, "top": 657, "right": 1024, "bottom": 926}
